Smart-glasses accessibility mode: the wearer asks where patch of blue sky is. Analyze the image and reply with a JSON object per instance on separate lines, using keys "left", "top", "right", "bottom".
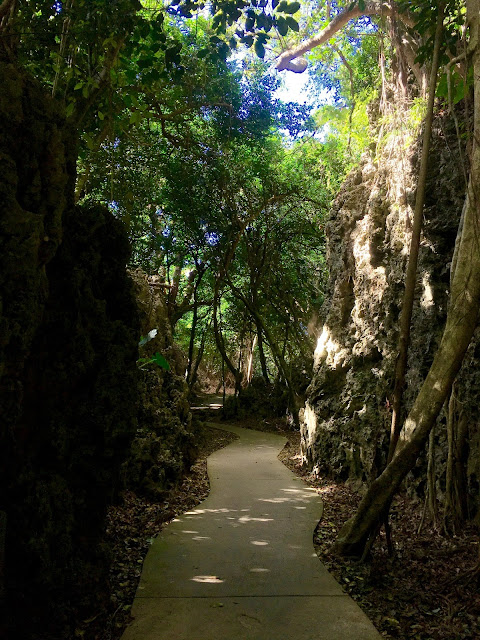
{"left": 205, "top": 231, "right": 220, "bottom": 246}
{"left": 273, "top": 68, "right": 335, "bottom": 108}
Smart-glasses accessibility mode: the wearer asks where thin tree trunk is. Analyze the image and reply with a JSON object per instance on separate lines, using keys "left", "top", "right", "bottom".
{"left": 246, "top": 334, "right": 257, "bottom": 384}
{"left": 444, "top": 388, "right": 457, "bottom": 533}
{"left": 186, "top": 283, "right": 200, "bottom": 385}
{"left": 388, "top": 3, "right": 445, "bottom": 463}
{"left": 333, "top": 11, "right": 480, "bottom": 553}
{"left": 188, "top": 320, "right": 210, "bottom": 391}
{"left": 226, "top": 278, "right": 300, "bottom": 424}
{"left": 443, "top": 388, "right": 469, "bottom": 533}
{"left": 426, "top": 425, "right": 439, "bottom": 529}
{"left": 455, "top": 411, "right": 469, "bottom": 520}
{"left": 418, "top": 424, "right": 437, "bottom": 534}
{"left": 282, "top": 323, "right": 289, "bottom": 361}
{"left": 257, "top": 326, "right": 270, "bottom": 383}
{"left": 213, "top": 285, "right": 242, "bottom": 395}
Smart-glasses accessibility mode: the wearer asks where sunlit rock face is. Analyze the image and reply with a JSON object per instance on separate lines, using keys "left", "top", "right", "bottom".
{"left": 303, "top": 107, "right": 472, "bottom": 491}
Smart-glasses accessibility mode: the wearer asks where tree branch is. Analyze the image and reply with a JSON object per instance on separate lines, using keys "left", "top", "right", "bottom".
{"left": 0, "top": 0, "right": 15, "bottom": 22}
{"left": 275, "top": 1, "right": 414, "bottom": 72}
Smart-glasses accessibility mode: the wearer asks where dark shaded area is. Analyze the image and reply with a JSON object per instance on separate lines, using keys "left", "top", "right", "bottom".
{"left": 282, "top": 433, "right": 480, "bottom": 640}
{"left": 2, "top": 199, "right": 140, "bottom": 636}
{"left": 223, "top": 377, "right": 290, "bottom": 420}
{"left": 0, "top": 62, "right": 194, "bottom": 640}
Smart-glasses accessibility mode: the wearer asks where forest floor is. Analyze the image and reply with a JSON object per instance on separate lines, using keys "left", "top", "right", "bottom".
{"left": 279, "top": 431, "right": 480, "bottom": 640}
{"left": 96, "top": 417, "right": 480, "bottom": 640}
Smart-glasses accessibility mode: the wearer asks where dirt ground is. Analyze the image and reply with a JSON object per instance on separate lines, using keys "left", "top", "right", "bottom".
{"left": 91, "top": 419, "right": 480, "bottom": 640}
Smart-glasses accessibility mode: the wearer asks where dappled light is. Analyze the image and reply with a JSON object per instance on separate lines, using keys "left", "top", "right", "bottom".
{"left": 2, "top": 0, "right": 479, "bottom": 639}
{"left": 191, "top": 575, "right": 224, "bottom": 584}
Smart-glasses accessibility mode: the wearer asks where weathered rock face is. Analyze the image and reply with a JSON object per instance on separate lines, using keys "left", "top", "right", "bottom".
{"left": 123, "top": 270, "right": 198, "bottom": 498}
{"left": 0, "top": 59, "right": 199, "bottom": 639}
{"left": 11, "top": 204, "right": 140, "bottom": 631}
{"left": 0, "top": 61, "right": 72, "bottom": 442}
{"left": 0, "top": 62, "right": 140, "bottom": 636}
{"left": 302, "top": 105, "right": 477, "bottom": 505}
{"left": 0, "top": 62, "right": 200, "bottom": 638}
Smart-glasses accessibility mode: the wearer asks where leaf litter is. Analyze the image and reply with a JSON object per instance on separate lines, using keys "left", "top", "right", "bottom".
{"left": 280, "top": 432, "right": 480, "bottom": 640}
{"left": 86, "top": 421, "right": 479, "bottom": 640}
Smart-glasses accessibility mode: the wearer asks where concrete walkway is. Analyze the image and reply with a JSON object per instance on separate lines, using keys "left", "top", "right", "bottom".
{"left": 121, "top": 424, "right": 381, "bottom": 640}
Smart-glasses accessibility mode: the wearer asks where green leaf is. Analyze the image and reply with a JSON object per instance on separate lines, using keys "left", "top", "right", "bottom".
{"left": 241, "top": 34, "right": 254, "bottom": 47}
{"left": 287, "top": 1, "right": 301, "bottom": 13}
{"left": 277, "top": 1, "right": 300, "bottom": 14}
{"left": 436, "top": 72, "right": 448, "bottom": 98}
{"left": 276, "top": 15, "right": 288, "bottom": 36}
{"left": 254, "top": 40, "right": 265, "bottom": 58}
{"left": 65, "top": 101, "right": 75, "bottom": 118}
{"left": 285, "top": 16, "right": 299, "bottom": 31}
{"left": 453, "top": 79, "right": 466, "bottom": 104}
{"left": 358, "top": 0, "right": 366, "bottom": 10}
{"left": 152, "top": 352, "right": 170, "bottom": 370}
{"left": 129, "top": 110, "right": 142, "bottom": 125}
{"left": 84, "top": 134, "right": 95, "bottom": 150}
{"left": 179, "top": 5, "right": 192, "bottom": 17}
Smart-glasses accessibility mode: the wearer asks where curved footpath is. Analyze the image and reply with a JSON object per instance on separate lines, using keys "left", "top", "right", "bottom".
{"left": 121, "top": 424, "right": 381, "bottom": 639}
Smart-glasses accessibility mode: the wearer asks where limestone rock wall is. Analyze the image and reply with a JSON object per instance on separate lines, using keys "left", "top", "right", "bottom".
{"left": 123, "top": 270, "right": 198, "bottom": 498}
{"left": 0, "top": 61, "right": 200, "bottom": 639}
{"left": 8, "top": 203, "right": 141, "bottom": 635}
{"left": 302, "top": 106, "right": 478, "bottom": 507}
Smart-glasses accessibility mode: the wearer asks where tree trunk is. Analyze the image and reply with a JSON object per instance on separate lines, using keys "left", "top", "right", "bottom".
{"left": 426, "top": 425, "right": 439, "bottom": 529}
{"left": 186, "top": 282, "right": 200, "bottom": 385}
{"left": 213, "top": 285, "right": 242, "bottom": 395}
{"left": 188, "top": 320, "right": 209, "bottom": 391}
{"left": 443, "top": 388, "right": 469, "bottom": 533}
{"left": 333, "top": 6, "right": 480, "bottom": 553}
{"left": 257, "top": 325, "right": 270, "bottom": 383}
{"left": 387, "top": 3, "right": 444, "bottom": 463}
{"left": 250, "top": 308, "right": 300, "bottom": 426}
{"left": 455, "top": 411, "right": 469, "bottom": 521}
{"left": 444, "top": 389, "right": 457, "bottom": 533}
{"left": 227, "top": 280, "right": 300, "bottom": 424}
{"left": 246, "top": 334, "right": 257, "bottom": 384}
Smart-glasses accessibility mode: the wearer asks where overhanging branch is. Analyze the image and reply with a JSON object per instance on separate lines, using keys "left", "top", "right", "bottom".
{"left": 275, "top": 1, "right": 415, "bottom": 72}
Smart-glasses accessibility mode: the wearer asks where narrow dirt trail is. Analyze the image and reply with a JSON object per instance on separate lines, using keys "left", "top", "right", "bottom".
{"left": 121, "top": 423, "right": 381, "bottom": 639}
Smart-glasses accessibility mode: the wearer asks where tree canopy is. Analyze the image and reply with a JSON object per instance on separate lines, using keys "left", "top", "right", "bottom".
{"left": 2, "top": 0, "right": 478, "bottom": 564}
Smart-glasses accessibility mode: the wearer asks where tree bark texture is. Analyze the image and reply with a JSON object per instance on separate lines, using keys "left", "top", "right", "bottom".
{"left": 275, "top": 1, "right": 415, "bottom": 72}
